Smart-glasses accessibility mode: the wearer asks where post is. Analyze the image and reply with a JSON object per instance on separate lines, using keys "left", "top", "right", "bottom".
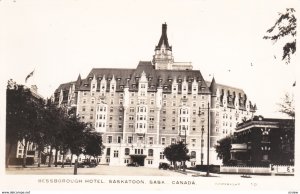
{"left": 201, "top": 126, "right": 204, "bottom": 165}
{"left": 74, "top": 159, "right": 78, "bottom": 175}
{"left": 206, "top": 102, "right": 210, "bottom": 176}
{"left": 183, "top": 127, "right": 187, "bottom": 172}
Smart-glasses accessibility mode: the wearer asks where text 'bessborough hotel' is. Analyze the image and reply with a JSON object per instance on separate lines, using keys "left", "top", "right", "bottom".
{"left": 53, "top": 23, "right": 257, "bottom": 167}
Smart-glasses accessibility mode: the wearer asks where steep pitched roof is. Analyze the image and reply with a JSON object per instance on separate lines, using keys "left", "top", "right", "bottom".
{"left": 209, "top": 77, "right": 217, "bottom": 96}
{"left": 55, "top": 61, "right": 210, "bottom": 94}
{"left": 155, "top": 23, "right": 172, "bottom": 51}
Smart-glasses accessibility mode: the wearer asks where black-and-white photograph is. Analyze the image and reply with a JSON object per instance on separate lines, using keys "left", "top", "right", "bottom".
{"left": 0, "top": 0, "right": 298, "bottom": 193}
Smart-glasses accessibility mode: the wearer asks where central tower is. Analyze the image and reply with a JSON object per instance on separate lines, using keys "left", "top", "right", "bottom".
{"left": 153, "top": 23, "right": 193, "bottom": 70}
{"left": 153, "top": 23, "right": 174, "bottom": 70}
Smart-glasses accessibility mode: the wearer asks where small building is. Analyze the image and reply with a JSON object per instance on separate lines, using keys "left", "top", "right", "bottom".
{"left": 230, "top": 116, "right": 294, "bottom": 166}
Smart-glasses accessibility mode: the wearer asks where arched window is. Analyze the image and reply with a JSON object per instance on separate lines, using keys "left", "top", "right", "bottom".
{"left": 191, "top": 151, "right": 196, "bottom": 159}
{"left": 125, "top": 148, "right": 130, "bottom": 155}
{"left": 148, "top": 149, "right": 153, "bottom": 157}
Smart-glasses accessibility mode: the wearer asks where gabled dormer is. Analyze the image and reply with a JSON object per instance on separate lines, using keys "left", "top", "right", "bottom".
{"left": 100, "top": 75, "right": 107, "bottom": 95}
{"left": 90, "top": 74, "right": 97, "bottom": 92}
{"left": 110, "top": 75, "right": 116, "bottom": 93}
{"left": 172, "top": 78, "right": 178, "bottom": 94}
{"left": 138, "top": 71, "right": 148, "bottom": 97}
{"left": 192, "top": 78, "right": 198, "bottom": 95}
{"left": 181, "top": 77, "right": 188, "bottom": 96}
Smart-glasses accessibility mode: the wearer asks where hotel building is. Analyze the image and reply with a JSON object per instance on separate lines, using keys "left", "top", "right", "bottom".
{"left": 53, "top": 23, "right": 256, "bottom": 167}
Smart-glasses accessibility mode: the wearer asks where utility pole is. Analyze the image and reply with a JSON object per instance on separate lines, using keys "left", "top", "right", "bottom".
{"left": 199, "top": 102, "right": 210, "bottom": 176}
{"left": 206, "top": 102, "right": 210, "bottom": 176}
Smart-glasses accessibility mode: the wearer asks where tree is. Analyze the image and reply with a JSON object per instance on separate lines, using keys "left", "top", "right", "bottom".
{"left": 163, "top": 141, "right": 190, "bottom": 170}
{"left": 215, "top": 136, "right": 232, "bottom": 165}
{"left": 263, "top": 8, "right": 296, "bottom": 64}
{"left": 6, "top": 82, "right": 46, "bottom": 167}
{"left": 278, "top": 93, "right": 295, "bottom": 118}
{"left": 83, "top": 129, "right": 104, "bottom": 160}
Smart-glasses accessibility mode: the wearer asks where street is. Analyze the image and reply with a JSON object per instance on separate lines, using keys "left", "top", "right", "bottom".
{"left": 5, "top": 165, "right": 295, "bottom": 180}
{"left": 6, "top": 165, "right": 187, "bottom": 176}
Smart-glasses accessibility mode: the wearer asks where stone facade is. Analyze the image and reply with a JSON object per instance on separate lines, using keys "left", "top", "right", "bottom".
{"left": 53, "top": 23, "right": 256, "bottom": 167}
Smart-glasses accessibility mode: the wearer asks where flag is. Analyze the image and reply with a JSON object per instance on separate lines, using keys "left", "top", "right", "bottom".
{"left": 25, "top": 70, "right": 34, "bottom": 83}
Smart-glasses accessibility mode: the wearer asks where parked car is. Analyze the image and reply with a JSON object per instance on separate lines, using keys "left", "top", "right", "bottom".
{"left": 126, "top": 162, "right": 139, "bottom": 167}
{"left": 158, "top": 162, "right": 170, "bottom": 170}
{"left": 77, "top": 160, "right": 97, "bottom": 168}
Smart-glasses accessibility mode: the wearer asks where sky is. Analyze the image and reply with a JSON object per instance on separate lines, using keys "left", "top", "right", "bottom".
{"left": 0, "top": 0, "right": 298, "bottom": 118}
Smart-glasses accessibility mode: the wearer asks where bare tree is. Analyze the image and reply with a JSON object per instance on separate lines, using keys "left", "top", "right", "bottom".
{"left": 278, "top": 93, "right": 295, "bottom": 118}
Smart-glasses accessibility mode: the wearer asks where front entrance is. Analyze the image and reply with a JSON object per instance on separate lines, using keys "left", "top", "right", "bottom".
{"left": 130, "top": 155, "right": 146, "bottom": 166}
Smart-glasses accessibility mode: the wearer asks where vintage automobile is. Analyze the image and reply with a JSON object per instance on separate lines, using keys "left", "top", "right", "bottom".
{"left": 158, "top": 162, "right": 170, "bottom": 170}
{"left": 77, "top": 160, "right": 97, "bottom": 168}
{"left": 126, "top": 162, "right": 139, "bottom": 167}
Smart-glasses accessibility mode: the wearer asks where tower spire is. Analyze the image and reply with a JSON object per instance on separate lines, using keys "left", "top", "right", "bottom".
{"left": 155, "top": 23, "right": 172, "bottom": 51}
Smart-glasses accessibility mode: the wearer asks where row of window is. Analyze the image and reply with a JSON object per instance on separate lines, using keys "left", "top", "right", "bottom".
{"left": 106, "top": 147, "right": 197, "bottom": 160}
{"left": 105, "top": 136, "right": 199, "bottom": 145}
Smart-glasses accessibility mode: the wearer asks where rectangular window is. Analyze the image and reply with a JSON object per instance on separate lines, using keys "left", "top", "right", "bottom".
{"left": 110, "top": 107, "right": 113, "bottom": 112}
{"left": 108, "top": 136, "right": 112, "bottom": 143}
{"left": 118, "top": 124, "right": 122, "bottom": 129}
{"left": 117, "top": 136, "right": 121, "bottom": 143}
{"left": 149, "top": 117, "right": 154, "bottom": 121}
{"left": 148, "top": 160, "right": 153, "bottom": 165}
{"left": 162, "top": 118, "right": 166, "bottom": 122}
{"left": 106, "top": 148, "right": 111, "bottom": 156}
{"left": 128, "top": 136, "right": 133, "bottom": 144}
{"left": 171, "top": 138, "right": 176, "bottom": 144}
{"left": 129, "top": 116, "right": 134, "bottom": 120}
{"left": 150, "top": 109, "right": 155, "bottom": 113}
{"left": 82, "top": 107, "right": 86, "bottom": 112}
{"left": 149, "top": 137, "right": 153, "bottom": 145}
{"left": 129, "top": 123, "right": 134, "bottom": 128}
{"left": 161, "top": 138, "right": 166, "bottom": 145}
{"left": 109, "top": 123, "right": 112, "bottom": 128}
{"left": 160, "top": 152, "right": 165, "bottom": 159}
{"left": 172, "top": 126, "right": 175, "bottom": 130}
{"left": 130, "top": 108, "right": 134, "bottom": 112}
{"left": 162, "top": 110, "right": 166, "bottom": 114}
{"left": 114, "top": 150, "right": 119, "bottom": 158}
